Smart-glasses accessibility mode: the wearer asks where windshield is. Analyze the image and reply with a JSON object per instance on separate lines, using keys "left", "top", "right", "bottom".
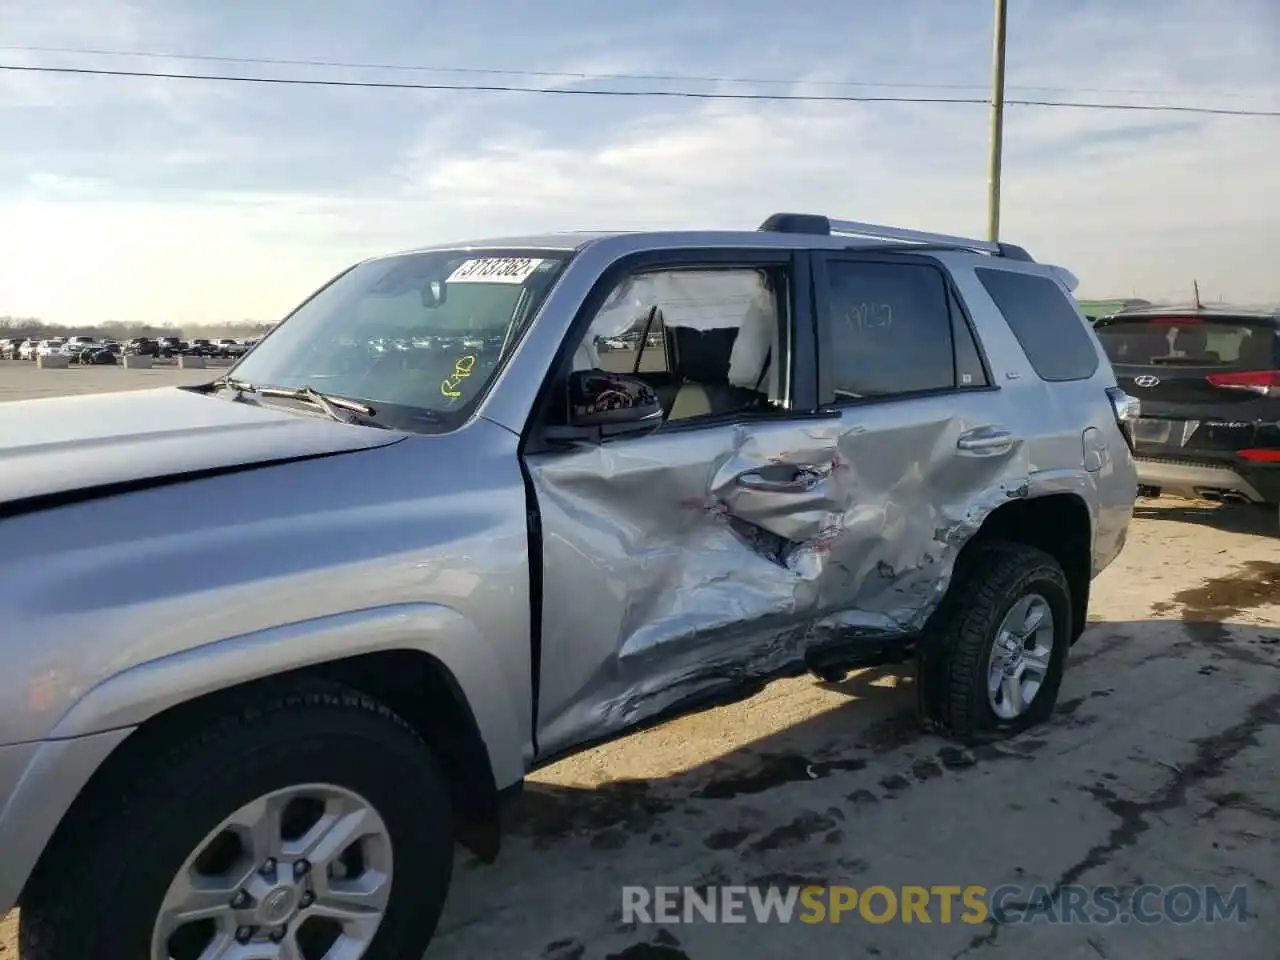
{"left": 226, "top": 250, "right": 571, "bottom": 431}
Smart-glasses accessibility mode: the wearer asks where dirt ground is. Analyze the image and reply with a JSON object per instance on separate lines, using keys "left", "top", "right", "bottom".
{"left": 1, "top": 361, "right": 1277, "bottom": 958}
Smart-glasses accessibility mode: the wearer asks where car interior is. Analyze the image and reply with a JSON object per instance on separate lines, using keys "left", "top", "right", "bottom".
{"left": 575, "top": 267, "right": 785, "bottom": 425}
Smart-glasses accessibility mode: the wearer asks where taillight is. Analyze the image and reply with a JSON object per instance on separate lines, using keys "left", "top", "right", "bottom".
{"left": 1106, "top": 386, "right": 1141, "bottom": 453}
{"left": 1238, "top": 449, "right": 1280, "bottom": 463}
{"left": 1205, "top": 370, "right": 1280, "bottom": 397}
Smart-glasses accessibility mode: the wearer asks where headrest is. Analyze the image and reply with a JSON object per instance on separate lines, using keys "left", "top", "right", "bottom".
{"left": 671, "top": 326, "right": 738, "bottom": 384}
{"left": 1175, "top": 325, "right": 1208, "bottom": 354}
{"left": 1237, "top": 329, "right": 1277, "bottom": 367}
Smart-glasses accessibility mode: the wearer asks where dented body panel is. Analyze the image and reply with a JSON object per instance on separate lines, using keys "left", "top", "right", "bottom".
{"left": 526, "top": 391, "right": 1037, "bottom": 755}
{"left": 524, "top": 244, "right": 1134, "bottom": 757}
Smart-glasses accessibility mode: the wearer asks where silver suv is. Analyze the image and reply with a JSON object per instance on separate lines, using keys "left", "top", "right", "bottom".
{"left": 0, "top": 213, "right": 1137, "bottom": 959}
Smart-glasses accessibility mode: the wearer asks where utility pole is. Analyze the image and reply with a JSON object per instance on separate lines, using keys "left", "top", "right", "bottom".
{"left": 987, "top": 0, "right": 1009, "bottom": 241}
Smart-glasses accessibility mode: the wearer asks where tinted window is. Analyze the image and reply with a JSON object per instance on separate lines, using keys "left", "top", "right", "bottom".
{"left": 1095, "top": 318, "right": 1279, "bottom": 370}
{"left": 975, "top": 268, "right": 1099, "bottom": 381}
{"left": 825, "top": 261, "right": 955, "bottom": 399}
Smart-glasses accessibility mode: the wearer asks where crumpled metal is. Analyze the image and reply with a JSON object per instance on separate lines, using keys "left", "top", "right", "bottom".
{"left": 527, "top": 408, "right": 1031, "bottom": 751}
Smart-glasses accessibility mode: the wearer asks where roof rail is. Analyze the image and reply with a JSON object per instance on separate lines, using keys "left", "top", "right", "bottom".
{"left": 758, "top": 212, "right": 1035, "bottom": 262}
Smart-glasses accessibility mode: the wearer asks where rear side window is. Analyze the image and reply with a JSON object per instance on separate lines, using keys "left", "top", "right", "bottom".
{"left": 824, "top": 260, "right": 966, "bottom": 399}
{"left": 975, "top": 268, "right": 1099, "bottom": 381}
{"left": 1095, "top": 318, "right": 1279, "bottom": 370}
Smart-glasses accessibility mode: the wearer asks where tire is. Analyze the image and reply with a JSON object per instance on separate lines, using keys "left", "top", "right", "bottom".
{"left": 917, "top": 541, "right": 1071, "bottom": 742}
{"left": 20, "top": 682, "right": 454, "bottom": 960}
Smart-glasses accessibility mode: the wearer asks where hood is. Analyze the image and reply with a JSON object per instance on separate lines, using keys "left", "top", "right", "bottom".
{"left": 0, "top": 387, "right": 405, "bottom": 507}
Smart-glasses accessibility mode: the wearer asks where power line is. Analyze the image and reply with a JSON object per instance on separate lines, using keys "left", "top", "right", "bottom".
{"left": 1, "top": 42, "right": 1272, "bottom": 101}
{"left": 2, "top": 62, "right": 1278, "bottom": 117}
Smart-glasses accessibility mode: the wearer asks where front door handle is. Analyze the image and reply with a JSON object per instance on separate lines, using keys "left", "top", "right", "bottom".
{"left": 957, "top": 426, "right": 1018, "bottom": 456}
{"left": 735, "top": 465, "right": 824, "bottom": 494}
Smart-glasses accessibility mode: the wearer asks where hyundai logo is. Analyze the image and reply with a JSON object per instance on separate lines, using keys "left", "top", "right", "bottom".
{"left": 1134, "top": 375, "right": 1160, "bottom": 388}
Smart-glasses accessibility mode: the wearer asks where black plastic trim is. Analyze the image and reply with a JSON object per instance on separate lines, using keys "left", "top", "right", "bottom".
{"left": 758, "top": 212, "right": 832, "bottom": 235}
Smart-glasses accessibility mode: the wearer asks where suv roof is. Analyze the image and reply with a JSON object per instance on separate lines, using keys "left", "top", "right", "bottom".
{"left": 386, "top": 213, "right": 1079, "bottom": 289}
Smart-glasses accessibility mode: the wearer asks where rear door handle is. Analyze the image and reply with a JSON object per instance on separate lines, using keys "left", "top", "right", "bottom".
{"left": 957, "top": 426, "right": 1018, "bottom": 456}
{"left": 736, "top": 466, "right": 824, "bottom": 494}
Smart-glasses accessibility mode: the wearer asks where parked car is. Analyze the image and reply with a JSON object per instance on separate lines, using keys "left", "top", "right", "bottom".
{"left": 156, "top": 337, "right": 189, "bottom": 358}
{"left": 212, "top": 338, "right": 246, "bottom": 358}
{"left": 17, "top": 339, "right": 41, "bottom": 361}
{"left": 125, "top": 337, "right": 160, "bottom": 358}
{"left": 0, "top": 213, "right": 1136, "bottom": 959}
{"left": 1095, "top": 302, "right": 1280, "bottom": 524}
{"left": 82, "top": 343, "right": 120, "bottom": 365}
{"left": 34, "top": 338, "right": 66, "bottom": 359}
{"left": 61, "top": 341, "right": 103, "bottom": 363}
{"left": 0, "top": 338, "right": 28, "bottom": 359}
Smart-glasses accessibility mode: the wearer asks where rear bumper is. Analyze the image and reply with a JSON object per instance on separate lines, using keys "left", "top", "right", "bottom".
{"left": 1135, "top": 456, "right": 1277, "bottom": 504}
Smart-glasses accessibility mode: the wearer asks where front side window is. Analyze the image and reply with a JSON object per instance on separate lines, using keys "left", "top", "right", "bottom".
{"left": 568, "top": 266, "right": 788, "bottom": 425}
{"left": 228, "top": 251, "right": 570, "bottom": 432}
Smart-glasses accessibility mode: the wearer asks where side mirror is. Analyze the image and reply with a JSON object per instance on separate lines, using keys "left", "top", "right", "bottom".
{"left": 563, "top": 369, "right": 663, "bottom": 434}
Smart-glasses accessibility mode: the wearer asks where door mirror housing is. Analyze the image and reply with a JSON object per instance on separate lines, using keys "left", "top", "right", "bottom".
{"left": 570, "top": 369, "right": 662, "bottom": 427}
{"left": 546, "top": 369, "right": 663, "bottom": 441}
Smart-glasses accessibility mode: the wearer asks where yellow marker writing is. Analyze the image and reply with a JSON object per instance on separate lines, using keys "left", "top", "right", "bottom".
{"left": 441, "top": 355, "right": 478, "bottom": 399}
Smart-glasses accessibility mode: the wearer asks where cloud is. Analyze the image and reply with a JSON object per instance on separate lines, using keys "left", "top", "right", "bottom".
{"left": 0, "top": 0, "right": 1276, "bottom": 324}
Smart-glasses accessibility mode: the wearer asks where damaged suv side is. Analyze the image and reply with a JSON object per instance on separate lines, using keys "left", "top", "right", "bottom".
{"left": 0, "top": 214, "right": 1136, "bottom": 960}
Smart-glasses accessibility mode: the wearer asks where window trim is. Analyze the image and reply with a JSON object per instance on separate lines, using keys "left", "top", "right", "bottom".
{"left": 947, "top": 284, "right": 997, "bottom": 390}
{"left": 813, "top": 251, "right": 999, "bottom": 408}
{"left": 523, "top": 247, "right": 821, "bottom": 453}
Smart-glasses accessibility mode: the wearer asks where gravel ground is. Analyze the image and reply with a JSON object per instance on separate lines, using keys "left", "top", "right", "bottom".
{"left": 1, "top": 361, "right": 1277, "bottom": 959}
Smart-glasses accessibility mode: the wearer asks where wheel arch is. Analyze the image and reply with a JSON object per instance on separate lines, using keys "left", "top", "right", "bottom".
{"left": 21, "top": 646, "right": 510, "bottom": 911}
{"left": 961, "top": 491, "right": 1094, "bottom": 641}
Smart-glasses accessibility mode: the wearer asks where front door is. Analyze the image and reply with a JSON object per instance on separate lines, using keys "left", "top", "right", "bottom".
{"left": 523, "top": 249, "right": 845, "bottom": 758}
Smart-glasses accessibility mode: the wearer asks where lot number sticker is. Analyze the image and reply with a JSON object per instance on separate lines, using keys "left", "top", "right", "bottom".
{"left": 448, "top": 257, "right": 546, "bottom": 284}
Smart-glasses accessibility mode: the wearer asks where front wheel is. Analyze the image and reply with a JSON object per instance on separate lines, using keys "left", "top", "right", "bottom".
{"left": 918, "top": 541, "right": 1072, "bottom": 741}
{"left": 20, "top": 683, "right": 454, "bottom": 960}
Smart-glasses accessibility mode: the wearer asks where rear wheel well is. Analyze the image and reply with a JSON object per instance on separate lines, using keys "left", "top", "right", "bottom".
{"left": 27, "top": 650, "right": 501, "bottom": 906}
{"left": 963, "top": 493, "right": 1093, "bottom": 641}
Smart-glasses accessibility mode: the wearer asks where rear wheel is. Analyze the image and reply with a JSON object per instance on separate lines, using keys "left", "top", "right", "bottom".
{"left": 918, "top": 541, "right": 1072, "bottom": 741}
{"left": 20, "top": 683, "right": 454, "bottom": 960}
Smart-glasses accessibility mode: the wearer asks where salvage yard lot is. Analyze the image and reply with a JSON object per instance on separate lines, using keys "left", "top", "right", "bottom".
{"left": 2, "top": 360, "right": 1277, "bottom": 958}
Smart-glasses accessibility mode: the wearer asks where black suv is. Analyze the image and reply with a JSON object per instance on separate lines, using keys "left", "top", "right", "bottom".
{"left": 125, "top": 337, "right": 159, "bottom": 357}
{"left": 1094, "top": 303, "right": 1280, "bottom": 523}
{"left": 156, "top": 337, "right": 190, "bottom": 358}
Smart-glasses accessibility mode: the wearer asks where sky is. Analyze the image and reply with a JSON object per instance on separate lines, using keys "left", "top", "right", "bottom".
{"left": 0, "top": 0, "right": 1277, "bottom": 326}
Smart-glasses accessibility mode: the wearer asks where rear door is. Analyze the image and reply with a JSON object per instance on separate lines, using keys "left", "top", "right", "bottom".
{"left": 808, "top": 251, "right": 1032, "bottom": 635}
{"left": 1094, "top": 314, "right": 1280, "bottom": 457}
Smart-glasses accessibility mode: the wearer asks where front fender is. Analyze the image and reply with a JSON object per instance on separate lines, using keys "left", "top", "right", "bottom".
{"left": 49, "top": 603, "right": 527, "bottom": 789}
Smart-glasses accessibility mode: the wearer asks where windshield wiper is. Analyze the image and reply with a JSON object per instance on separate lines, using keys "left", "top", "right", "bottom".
{"left": 209, "top": 375, "right": 258, "bottom": 395}
{"left": 211, "top": 376, "right": 381, "bottom": 426}
{"left": 256, "top": 384, "right": 379, "bottom": 425}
